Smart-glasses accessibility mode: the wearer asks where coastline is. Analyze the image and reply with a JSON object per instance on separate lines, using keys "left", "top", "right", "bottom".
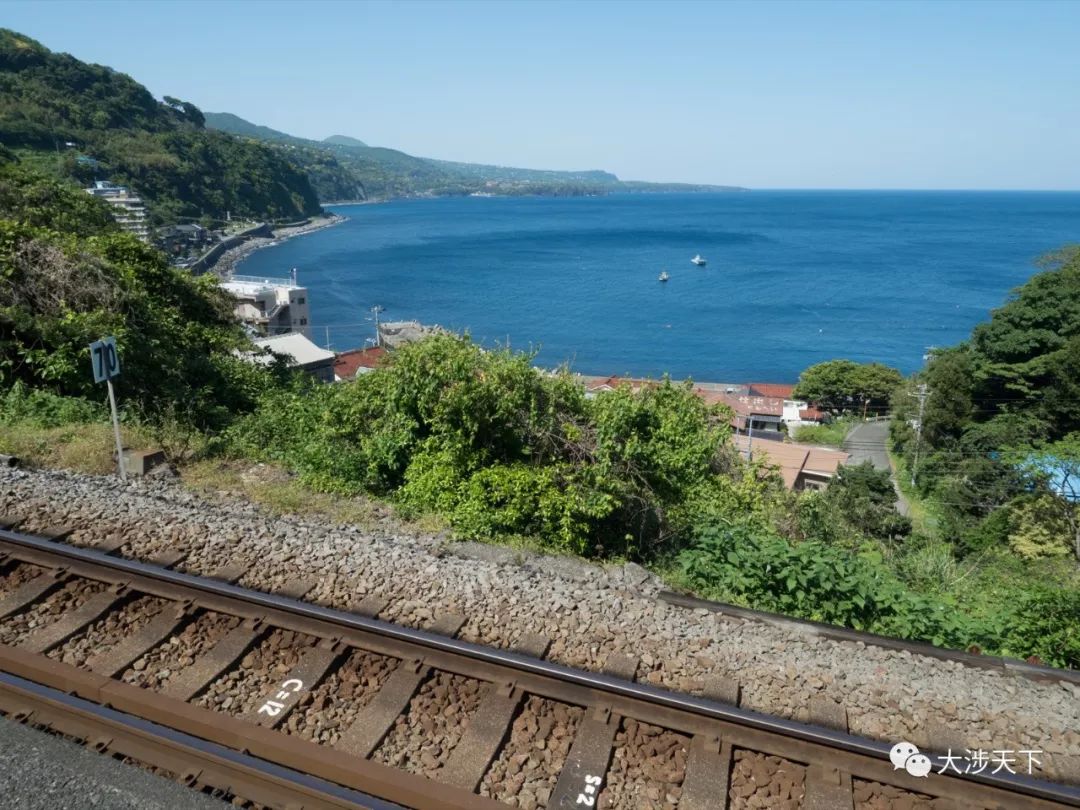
{"left": 209, "top": 212, "right": 347, "bottom": 278}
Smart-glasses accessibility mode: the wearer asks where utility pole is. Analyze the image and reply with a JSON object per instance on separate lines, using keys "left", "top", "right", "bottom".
{"left": 746, "top": 413, "right": 754, "bottom": 461}
{"left": 370, "top": 305, "right": 384, "bottom": 347}
{"left": 909, "top": 383, "right": 930, "bottom": 486}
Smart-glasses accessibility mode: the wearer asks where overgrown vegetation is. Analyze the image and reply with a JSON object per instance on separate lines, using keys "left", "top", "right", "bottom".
{"left": 890, "top": 248, "right": 1080, "bottom": 559}
{"left": 677, "top": 519, "right": 971, "bottom": 646}
{"left": 226, "top": 335, "right": 769, "bottom": 559}
{"left": 879, "top": 246, "right": 1080, "bottom": 667}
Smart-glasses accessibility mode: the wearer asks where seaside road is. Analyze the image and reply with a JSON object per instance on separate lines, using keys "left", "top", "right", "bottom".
{"left": 842, "top": 420, "right": 910, "bottom": 516}
{"left": 843, "top": 421, "right": 890, "bottom": 469}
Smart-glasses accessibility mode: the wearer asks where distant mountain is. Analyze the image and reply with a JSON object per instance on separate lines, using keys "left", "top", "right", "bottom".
{"left": 200, "top": 112, "right": 298, "bottom": 143}
{"left": 426, "top": 158, "right": 620, "bottom": 186}
{"left": 205, "top": 112, "right": 742, "bottom": 202}
{"left": 0, "top": 30, "right": 321, "bottom": 224}
{"left": 324, "top": 134, "right": 368, "bottom": 148}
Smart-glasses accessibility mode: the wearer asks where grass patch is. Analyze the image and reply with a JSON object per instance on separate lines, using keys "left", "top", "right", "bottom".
{"left": 0, "top": 421, "right": 154, "bottom": 475}
{"left": 791, "top": 417, "right": 857, "bottom": 447}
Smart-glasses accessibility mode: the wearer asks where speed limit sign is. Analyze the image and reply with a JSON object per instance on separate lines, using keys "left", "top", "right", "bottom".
{"left": 89, "top": 336, "right": 121, "bottom": 383}
{"left": 88, "top": 336, "right": 126, "bottom": 479}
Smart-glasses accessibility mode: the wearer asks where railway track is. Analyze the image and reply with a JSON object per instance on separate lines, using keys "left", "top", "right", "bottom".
{"left": 0, "top": 522, "right": 1077, "bottom": 810}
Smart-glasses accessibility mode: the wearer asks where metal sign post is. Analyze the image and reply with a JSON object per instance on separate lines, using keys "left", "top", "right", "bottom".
{"left": 89, "top": 337, "right": 126, "bottom": 480}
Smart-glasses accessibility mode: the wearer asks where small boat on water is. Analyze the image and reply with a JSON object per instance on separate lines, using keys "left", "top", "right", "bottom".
{"left": 691, "top": 254, "right": 706, "bottom": 266}
{"left": 658, "top": 271, "right": 670, "bottom": 282}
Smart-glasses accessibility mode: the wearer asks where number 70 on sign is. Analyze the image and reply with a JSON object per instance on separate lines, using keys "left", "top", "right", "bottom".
{"left": 89, "top": 337, "right": 121, "bottom": 383}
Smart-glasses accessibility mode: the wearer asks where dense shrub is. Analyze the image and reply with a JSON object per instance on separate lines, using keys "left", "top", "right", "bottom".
{"left": 1000, "top": 588, "right": 1080, "bottom": 669}
{"left": 1007, "top": 495, "right": 1072, "bottom": 559}
{"left": 229, "top": 334, "right": 750, "bottom": 559}
{"left": 677, "top": 519, "right": 973, "bottom": 647}
{"left": 824, "top": 462, "right": 912, "bottom": 541}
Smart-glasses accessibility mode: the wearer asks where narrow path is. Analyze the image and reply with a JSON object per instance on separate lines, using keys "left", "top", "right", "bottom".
{"left": 842, "top": 421, "right": 910, "bottom": 516}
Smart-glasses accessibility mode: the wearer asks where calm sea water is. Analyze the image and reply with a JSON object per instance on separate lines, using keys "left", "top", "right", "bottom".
{"left": 238, "top": 191, "right": 1080, "bottom": 381}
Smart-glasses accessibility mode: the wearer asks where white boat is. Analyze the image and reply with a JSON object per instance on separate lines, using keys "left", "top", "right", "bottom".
{"left": 658, "top": 271, "right": 670, "bottom": 282}
{"left": 691, "top": 254, "right": 706, "bottom": 266}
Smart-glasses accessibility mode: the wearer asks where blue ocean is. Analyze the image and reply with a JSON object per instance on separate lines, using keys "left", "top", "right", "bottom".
{"left": 237, "top": 191, "right": 1080, "bottom": 381}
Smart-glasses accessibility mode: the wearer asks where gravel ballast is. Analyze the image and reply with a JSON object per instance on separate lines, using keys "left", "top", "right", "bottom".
{"left": 1, "top": 466, "right": 1078, "bottom": 783}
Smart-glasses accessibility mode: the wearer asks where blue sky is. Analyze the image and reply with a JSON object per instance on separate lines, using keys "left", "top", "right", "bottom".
{"left": 4, "top": 0, "right": 1079, "bottom": 189}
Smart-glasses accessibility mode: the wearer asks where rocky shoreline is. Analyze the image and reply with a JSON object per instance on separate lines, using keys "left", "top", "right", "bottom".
{"left": 1, "top": 464, "right": 1077, "bottom": 786}
{"left": 208, "top": 212, "right": 347, "bottom": 278}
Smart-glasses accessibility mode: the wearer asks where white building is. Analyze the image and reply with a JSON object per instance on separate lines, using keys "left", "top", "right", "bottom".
{"left": 85, "top": 181, "right": 150, "bottom": 242}
{"left": 220, "top": 270, "right": 312, "bottom": 339}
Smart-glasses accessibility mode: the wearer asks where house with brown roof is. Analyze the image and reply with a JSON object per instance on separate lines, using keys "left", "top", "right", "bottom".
{"left": 733, "top": 434, "right": 849, "bottom": 490}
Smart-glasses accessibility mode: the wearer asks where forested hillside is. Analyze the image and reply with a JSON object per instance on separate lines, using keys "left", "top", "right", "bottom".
{"left": 886, "top": 248, "right": 1080, "bottom": 665}
{"left": 0, "top": 30, "right": 321, "bottom": 224}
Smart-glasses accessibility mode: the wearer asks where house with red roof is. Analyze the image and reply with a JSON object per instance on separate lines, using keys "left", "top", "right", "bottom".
{"left": 748, "top": 382, "right": 796, "bottom": 399}
{"left": 334, "top": 346, "right": 387, "bottom": 381}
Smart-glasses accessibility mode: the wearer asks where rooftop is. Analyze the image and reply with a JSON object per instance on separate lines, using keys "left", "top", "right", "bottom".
{"left": 221, "top": 275, "right": 303, "bottom": 296}
{"left": 702, "top": 391, "right": 786, "bottom": 418}
{"left": 748, "top": 382, "right": 796, "bottom": 399}
{"left": 242, "top": 333, "right": 335, "bottom": 367}
{"left": 733, "top": 434, "right": 849, "bottom": 488}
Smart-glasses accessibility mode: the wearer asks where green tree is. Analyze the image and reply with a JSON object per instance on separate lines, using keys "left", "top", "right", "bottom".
{"left": 968, "top": 245, "right": 1080, "bottom": 436}
{"left": 793, "top": 359, "right": 902, "bottom": 414}
{"left": 921, "top": 347, "right": 975, "bottom": 448}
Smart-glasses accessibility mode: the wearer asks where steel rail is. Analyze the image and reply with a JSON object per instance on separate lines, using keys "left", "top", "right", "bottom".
{"left": 0, "top": 671, "right": 403, "bottom": 810}
{"left": 1, "top": 526, "right": 1079, "bottom": 808}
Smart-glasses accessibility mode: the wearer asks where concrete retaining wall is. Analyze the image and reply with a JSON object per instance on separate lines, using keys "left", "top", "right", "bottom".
{"left": 190, "top": 222, "right": 273, "bottom": 274}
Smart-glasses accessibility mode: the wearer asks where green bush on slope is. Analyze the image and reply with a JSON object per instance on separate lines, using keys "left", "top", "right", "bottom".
{"left": 228, "top": 334, "right": 760, "bottom": 559}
